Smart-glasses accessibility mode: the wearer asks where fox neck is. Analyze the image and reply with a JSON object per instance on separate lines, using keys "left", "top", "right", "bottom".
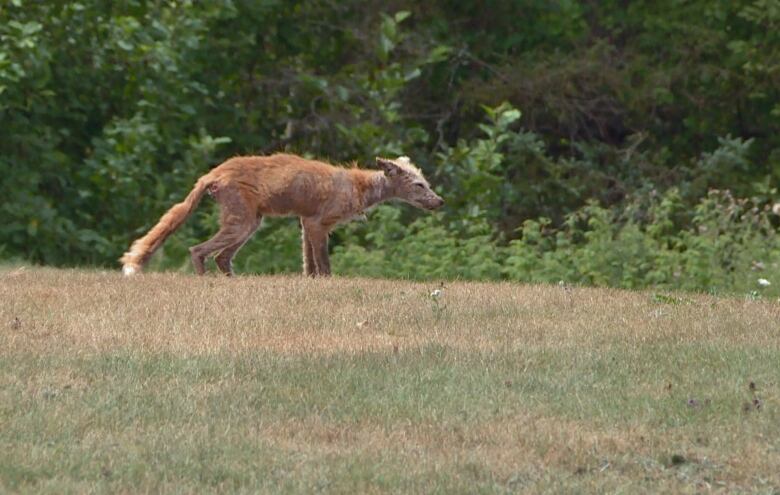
{"left": 357, "top": 171, "right": 393, "bottom": 210}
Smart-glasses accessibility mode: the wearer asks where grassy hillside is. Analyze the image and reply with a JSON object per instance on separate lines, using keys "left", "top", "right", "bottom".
{"left": 2, "top": 267, "right": 779, "bottom": 493}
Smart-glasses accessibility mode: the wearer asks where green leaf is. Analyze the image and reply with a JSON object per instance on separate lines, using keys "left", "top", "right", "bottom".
{"left": 394, "top": 11, "right": 411, "bottom": 23}
{"left": 426, "top": 45, "right": 452, "bottom": 64}
{"left": 497, "top": 109, "right": 521, "bottom": 128}
{"left": 404, "top": 68, "right": 421, "bottom": 81}
{"left": 379, "top": 35, "right": 394, "bottom": 59}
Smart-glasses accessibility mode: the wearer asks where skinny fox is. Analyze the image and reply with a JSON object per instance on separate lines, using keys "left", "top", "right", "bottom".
{"left": 120, "top": 153, "right": 444, "bottom": 277}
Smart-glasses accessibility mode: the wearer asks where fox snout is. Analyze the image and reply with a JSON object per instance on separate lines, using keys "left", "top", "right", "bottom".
{"left": 426, "top": 195, "right": 444, "bottom": 210}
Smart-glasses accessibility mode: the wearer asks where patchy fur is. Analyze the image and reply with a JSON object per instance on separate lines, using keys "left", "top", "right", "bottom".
{"left": 120, "top": 153, "right": 443, "bottom": 277}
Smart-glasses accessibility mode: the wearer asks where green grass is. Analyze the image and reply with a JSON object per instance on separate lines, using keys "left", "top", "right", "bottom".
{"left": 2, "top": 267, "right": 779, "bottom": 493}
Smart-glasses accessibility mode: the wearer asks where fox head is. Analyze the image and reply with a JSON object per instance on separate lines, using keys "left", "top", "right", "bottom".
{"left": 376, "top": 156, "right": 444, "bottom": 210}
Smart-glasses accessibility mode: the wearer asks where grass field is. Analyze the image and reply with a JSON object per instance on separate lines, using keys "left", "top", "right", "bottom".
{"left": 2, "top": 266, "right": 779, "bottom": 493}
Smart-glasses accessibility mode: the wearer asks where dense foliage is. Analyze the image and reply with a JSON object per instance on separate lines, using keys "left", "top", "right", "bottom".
{"left": 2, "top": 0, "right": 780, "bottom": 294}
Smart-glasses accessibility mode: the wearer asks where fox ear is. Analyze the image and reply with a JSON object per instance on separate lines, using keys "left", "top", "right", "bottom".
{"left": 376, "top": 157, "right": 401, "bottom": 177}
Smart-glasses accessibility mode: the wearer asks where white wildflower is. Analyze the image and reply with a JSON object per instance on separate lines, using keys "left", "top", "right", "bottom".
{"left": 758, "top": 278, "right": 771, "bottom": 287}
{"left": 430, "top": 289, "right": 442, "bottom": 298}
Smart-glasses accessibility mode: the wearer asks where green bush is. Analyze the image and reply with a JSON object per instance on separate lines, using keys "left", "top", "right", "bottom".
{"left": 505, "top": 189, "right": 780, "bottom": 296}
{"left": 333, "top": 207, "right": 504, "bottom": 280}
{"left": 3, "top": 1, "right": 780, "bottom": 295}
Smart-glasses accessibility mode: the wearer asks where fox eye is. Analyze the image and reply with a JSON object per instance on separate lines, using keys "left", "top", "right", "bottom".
{"left": 414, "top": 183, "right": 425, "bottom": 189}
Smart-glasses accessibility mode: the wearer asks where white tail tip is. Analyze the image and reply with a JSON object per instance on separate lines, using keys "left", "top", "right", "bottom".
{"left": 122, "top": 265, "right": 138, "bottom": 276}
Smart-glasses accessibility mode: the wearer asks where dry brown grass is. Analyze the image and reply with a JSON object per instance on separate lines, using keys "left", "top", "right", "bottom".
{"left": 3, "top": 266, "right": 779, "bottom": 356}
{"left": 2, "top": 266, "right": 779, "bottom": 493}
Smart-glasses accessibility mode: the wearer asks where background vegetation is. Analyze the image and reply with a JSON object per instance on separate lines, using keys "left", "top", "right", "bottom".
{"left": 3, "top": 0, "right": 780, "bottom": 293}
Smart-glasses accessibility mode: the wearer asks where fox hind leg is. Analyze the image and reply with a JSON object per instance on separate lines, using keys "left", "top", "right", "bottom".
{"left": 189, "top": 185, "right": 256, "bottom": 275}
{"left": 215, "top": 216, "right": 261, "bottom": 276}
{"left": 190, "top": 225, "right": 250, "bottom": 275}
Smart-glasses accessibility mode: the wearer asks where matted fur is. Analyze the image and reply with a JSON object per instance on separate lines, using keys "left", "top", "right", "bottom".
{"left": 120, "top": 153, "right": 443, "bottom": 277}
